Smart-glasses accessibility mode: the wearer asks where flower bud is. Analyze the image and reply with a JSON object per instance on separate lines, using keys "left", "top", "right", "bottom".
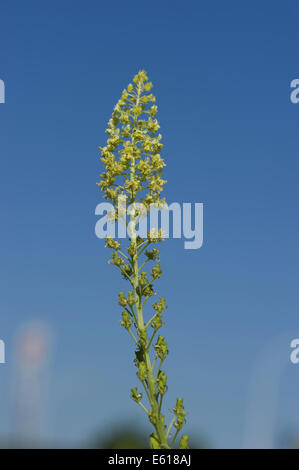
{"left": 139, "top": 272, "right": 148, "bottom": 287}
{"left": 148, "top": 228, "right": 164, "bottom": 243}
{"left": 154, "top": 336, "right": 168, "bottom": 360}
{"left": 149, "top": 105, "right": 158, "bottom": 117}
{"left": 118, "top": 292, "right": 127, "bottom": 307}
{"left": 145, "top": 248, "right": 160, "bottom": 261}
{"left": 152, "top": 297, "right": 166, "bottom": 313}
{"left": 144, "top": 82, "right": 153, "bottom": 92}
{"left": 137, "top": 361, "right": 147, "bottom": 381}
{"left": 174, "top": 412, "right": 186, "bottom": 430}
{"left": 105, "top": 237, "right": 121, "bottom": 250}
{"left": 143, "top": 284, "right": 155, "bottom": 298}
{"left": 173, "top": 398, "right": 187, "bottom": 431}
{"left": 179, "top": 435, "right": 189, "bottom": 449}
{"left": 151, "top": 264, "right": 162, "bottom": 279}
{"left": 130, "top": 387, "right": 142, "bottom": 403}
{"left": 173, "top": 398, "right": 184, "bottom": 414}
{"left": 109, "top": 252, "right": 125, "bottom": 267}
{"left": 138, "top": 327, "right": 147, "bottom": 347}
{"left": 121, "top": 311, "right": 132, "bottom": 330}
{"left": 148, "top": 410, "right": 158, "bottom": 425}
{"left": 127, "top": 291, "right": 136, "bottom": 307}
{"left": 150, "top": 313, "right": 164, "bottom": 331}
{"left": 121, "top": 264, "right": 132, "bottom": 279}
{"left": 157, "top": 371, "right": 167, "bottom": 395}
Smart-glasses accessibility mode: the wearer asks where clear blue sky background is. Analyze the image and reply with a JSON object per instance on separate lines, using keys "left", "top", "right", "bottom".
{"left": 0, "top": 0, "right": 298, "bottom": 448}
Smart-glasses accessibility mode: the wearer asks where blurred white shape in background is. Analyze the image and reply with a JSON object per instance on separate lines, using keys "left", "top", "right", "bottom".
{"left": 12, "top": 322, "right": 51, "bottom": 447}
{"left": 0, "top": 339, "right": 5, "bottom": 363}
{"left": 243, "top": 333, "right": 294, "bottom": 449}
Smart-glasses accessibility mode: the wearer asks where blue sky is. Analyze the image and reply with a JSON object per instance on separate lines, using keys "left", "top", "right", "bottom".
{"left": 0, "top": 0, "right": 298, "bottom": 448}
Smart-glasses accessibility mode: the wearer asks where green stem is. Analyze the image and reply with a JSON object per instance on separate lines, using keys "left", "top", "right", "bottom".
{"left": 125, "top": 306, "right": 137, "bottom": 324}
{"left": 159, "top": 393, "right": 163, "bottom": 414}
{"left": 120, "top": 267, "right": 134, "bottom": 286}
{"left": 138, "top": 241, "right": 150, "bottom": 257}
{"left": 170, "top": 428, "right": 180, "bottom": 448}
{"left": 118, "top": 250, "right": 130, "bottom": 261}
{"left": 127, "top": 328, "right": 138, "bottom": 345}
{"left": 146, "top": 312, "right": 159, "bottom": 328}
{"left": 138, "top": 258, "right": 150, "bottom": 272}
{"left": 152, "top": 353, "right": 158, "bottom": 371}
{"left": 140, "top": 379, "right": 151, "bottom": 403}
{"left": 146, "top": 329, "right": 157, "bottom": 352}
{"left": 133, "top": 241, "right": 169, "bottom": 448}
{"left": 166, "top": 416, "right": 176, "bottom": 439}
{"left": 129, "top": 82, "right": 169, "bottom": 449}
{"left": 138, "top": 401, "right": 149, "bottom": 414}
{"left": 154, "top": 358, "right": 163, "bottom": 381}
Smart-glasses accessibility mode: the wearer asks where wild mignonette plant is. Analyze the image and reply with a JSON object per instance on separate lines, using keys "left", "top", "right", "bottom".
{"left": 97, "top": 70, "right": 189, "bottom": 449}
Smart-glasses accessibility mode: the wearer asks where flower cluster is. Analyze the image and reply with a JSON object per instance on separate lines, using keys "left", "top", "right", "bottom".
{"left": 98, "top": 71, "right": 189, "bottom": 449}
{"left": 97, "top": 70, "right": 166, "bottom": 210}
